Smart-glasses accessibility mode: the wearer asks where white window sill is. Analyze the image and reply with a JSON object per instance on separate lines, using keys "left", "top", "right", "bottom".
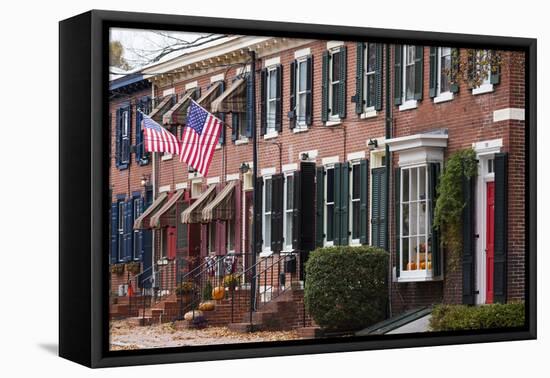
{"left": 259, "top": 250, "right": 273, "bottom": 258}
{"left": 325, "top": 120, "right": 342, "bottom": 127}
{"left": 235, "top": 138, "right": 249, "bottom": 145}
{"left": 360, "top": 109, "right": 378, "bottom": 119}
{"left": 396, "top": 270, "right": 443, "bottom": 283}
{"left": 324, "top": 241, "right": 334, "bottom": 247}
{"left": 281, "top": 249, "right": 295, "bottom": 254}
{"left": 293, "top": 126, "right": 309, "bottom": 134}
{"left": 263, "top": 132, "right": 278, "bottom": 140}
{"left": 399, "top": 100, "right": 418, "bottom": 112}
{"left": 161, "top": 154, "right": 173, "bottom": 161}
{"left": 472, "top": 83, "right": 494, "bottom": 95}
{"left": 433, "top": 92, "right": 454, "bottom": 104}
{"left": 349, "top": 240, "right": 361, "bottom": 247}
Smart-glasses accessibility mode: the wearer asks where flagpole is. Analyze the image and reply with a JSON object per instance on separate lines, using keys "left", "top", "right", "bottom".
{"left": 249, "top": 49, "right": 258, "bottom": 325}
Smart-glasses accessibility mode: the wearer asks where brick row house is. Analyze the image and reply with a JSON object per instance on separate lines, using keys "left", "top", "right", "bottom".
{"left": 109, "top": 35, "right": 525, "bottom": 328}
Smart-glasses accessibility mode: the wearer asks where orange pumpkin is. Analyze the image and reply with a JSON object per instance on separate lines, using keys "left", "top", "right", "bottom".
{"left": 212, "top": 286, "right": 225, "bottom": 300}
{"left": 198, "top": 301, "right": 215, "bottom": 311}
{"left": 407, "top": 262, "right": 417, "bottom": 270}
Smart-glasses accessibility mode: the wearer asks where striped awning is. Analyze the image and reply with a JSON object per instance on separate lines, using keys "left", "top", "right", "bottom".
{"left": 162, "top": 89, "right": 195, "bottom": 125}
{"left": 196, "top": 81, "right": 222, "bottom": 112}
{"left": 202, "top": 180, "right": 236, "bottom": 222}
{"left": 149, "top": 189, "right": 186, "bottom": 229}
{"left": 133, "top": 192, "right": 168, "bottom": 229}
{"left": 148, "top": 96, "right": 173, "bottom": 124}
{"left": 211, "top": 78, "right": 246, "bottom": 113}
{"left": 181, "top": 184, "right": 217, "bottom": 224}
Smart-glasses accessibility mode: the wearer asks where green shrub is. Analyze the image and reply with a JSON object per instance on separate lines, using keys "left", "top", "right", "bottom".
{"left": 430, "top": 303, "right": 525, "bottom": 331}
{"left": 304, "top": 246, "right": 388, "bottom": 332}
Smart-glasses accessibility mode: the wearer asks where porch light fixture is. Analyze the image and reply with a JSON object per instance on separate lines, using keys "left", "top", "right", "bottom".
{"left": 367, "top": 139, "right": 378, "bottom": 151}
{"left": 188, "top": 166, "right": 196, "bottom": 174}
{"left": 140, "top": 174, "right": 150, "bottom": 187}
{"left": 300, "top": 152, "right": 309, "bottom": 161}
{"left": 239, "top": 162, "right": 250, "bottom": 174}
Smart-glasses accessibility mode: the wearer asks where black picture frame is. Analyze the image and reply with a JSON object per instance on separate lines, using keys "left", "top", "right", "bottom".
{"left": 59, "top": 9, "right": 537, "bottom": 368}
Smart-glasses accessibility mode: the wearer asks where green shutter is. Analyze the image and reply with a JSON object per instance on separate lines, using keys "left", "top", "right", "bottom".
{"left": 321, "top": 51, "right": 330, "bottom": 122}
{"left": 394, "top": 45, "right": 403, "bottom": 106}
{"left": 450, "top": 48, "right": 460, "bottom": 93}
{"left": 494, "top": 153, "right": 508, "bottom": 303}
{"left": 394, "top": 168, "right": 401, "bottom": 278}
{"left": 429, "top": 47, "right": 438, "bottom": 98}
{"left": 354, "top": 42, "right": 365, "bottom": 115}
{"left": 338, "top": 46, "right": 347, "bottom": 119}
{"left": 315, "top": 166, "right": 325, "bottom": 247}
{"left": 462, "top": 171, "right": 476, "bottom": 304}
{"left": 289, "top": 60, "right": 296, "bottom": 129}
{"left": 359, "top": 159, "right": 369, "bottom": 245}
{"left": 333, "top": 163, "right": 342, "bottom": 245}
{"left": 371, "top": 167, "right": 387, "bottom": 249}
{"left": 414, "top": 46, "right": 424, "bottom": 100}
{"left": 429, "top": 163, "right": 442, "bottom": 277}
{"left": 340, "top": 162, "right": 350, "bottom": 245}
{"left": 374, "top": 44, "right": 384, "bottom": 111}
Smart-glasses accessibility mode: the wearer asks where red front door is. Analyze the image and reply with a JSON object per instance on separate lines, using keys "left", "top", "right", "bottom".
{"left": 486, "top": 182, "right": 495, "bottom": 304}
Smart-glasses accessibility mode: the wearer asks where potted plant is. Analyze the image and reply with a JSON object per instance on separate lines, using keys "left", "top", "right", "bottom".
{"left": 223, "top": 274, "right": 240, "bottom": 291}
{"left": 110, "top": 263, "right": 125, "bottom": 275}
{"left": 175, "top": 281, "right": 195, "bottom": 304}
{"left": 125, "top": 261, "right": 141, "bottom": 274}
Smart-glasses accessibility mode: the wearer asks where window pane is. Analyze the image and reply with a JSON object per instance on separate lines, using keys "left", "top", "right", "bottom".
{"left": 366, "top": 74, "right": 376, "bottom": 108}
{"left": 228, "top": 219, "right": 235, "bottom": 251}
{"left": 297, "top": 93, "right": 306, "bottom": 123}
{"left": 285, "top": 212, "right": 293, "bottom": 246}
{"left": 352, "top": 165, "right": 361, "bottom": 199}
{"left": 402, "top": 169, "right": 409, "bottom": 202}
{"left": 265, "top": 179, "right": 272, "bottom": 213}
{"left": 409, "top": 236, "right": 419, "bottom": 270}
{"left": 406, "top": 64, "right": 415, "bottom": 100}
{"left": 332, "top": 51, "right": 341, "bottom": 82}
{"left": 298, "top": 61, "right": 307, "bottom": 91}
{"left": 419, "top": 201, "right": 427, "bottom": 236}
{"left": 269, "top": 70, "right": 277, "bottom": 99}
{"left": 402, "top": 237, "right": 409, "bottom": 271}
{"left": 327, "top": 204, "right": 334, "bottom": 241}
{"left": 331, "top": 83, "right": 339, "bottom": 114}
{"left": 367, "top": 43, "right": 376, "bottom": 72}
{"left": 267, "top": 101, "right": 276, "bottom": 129}
{"left": 402, "top": 203, "right": 409, "bottom": 236}
{"left": 264, "top": 215, "right": 271, "bottom": 248}
{"left": 418, "top": 166, "right": 426, "bottom": 200}
{"left": 410, "top": 167, "right": 418, "bottom": 201}
{"left": 440, "top": 48, "right": 451, "bottom": 93}
{"left": 286, "top": 176, "right": 294, "bottom": 210}
{"left": 352, "top": 201, "right": 360, "bottom": 239}
{"left": 326, "top": 169, "right": 334, "bottom": 202}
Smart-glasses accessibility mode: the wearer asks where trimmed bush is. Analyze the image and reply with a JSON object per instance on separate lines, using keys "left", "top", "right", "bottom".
{"left": 304, "top": 246, "right": 388, "bottom": 331}
{"left": 430, "top": 302, "right": 525, "bottom": 331}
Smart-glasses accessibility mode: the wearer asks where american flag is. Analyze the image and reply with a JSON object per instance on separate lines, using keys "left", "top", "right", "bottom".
{"left": 179, "top": 100, "right": 222, "bottom": 176}
{"left": 141, "top": 112, "right": 181, "bottom": 155}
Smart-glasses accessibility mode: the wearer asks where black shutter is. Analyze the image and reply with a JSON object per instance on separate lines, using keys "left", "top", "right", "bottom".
{"left": 429, "top": 163, "right": 442, "bottom": 277}
{"left": 300, "top": 162, "right": 316, "bottom": 251}
{"left": 490, "top": 50, "right": 501, "bottom": 85}
{"left": 218, "top": 81, "right": 226, "bottom": 145}
{"left": 338, "top": 46, "right": 347, "bottom": 119}
{"left": 124, "top": 199, "right": 133, "bottom": 262}
{"left": 394, "top": 45, "right": 403, "bottom": 106}
{"left": 110, "top": 202, "right": 119, "bottom": 264}
{"left": 254, "top": 177, "right": 264, "bottom": 254}
{"left": 359, "top": 159, "right": 369, "bottom": 245}
{"left": 292, "top": 171, "right": 301, "bottom": 250}
{"left": 374, "top": 43, "right": 384, "bottom": 111}
{"left": 450, "top": 48, "right": 460, "bottom": 93}
{"left": 429, "top": 47, "right": 438, "bottom": 98}
{"left": 275, "top": 65, "right": 283, "bottom": 132}
{"left": 494, "top": 153, "right": 508, "bottom": 303}
{"left": 140, "top": 189, "right": 153, "bottom": 288}
{"left": 394, "top": 168, "right": 401, "bottom": 277}
{"left": 288, "top": 60, "right": 297, "bottom": 129}
{"left": 462, "top": 171, "right": 476, "bottom": 305}
{"left": 321, "top": 51, "right": 330, "bottom": 122}
{"left": 414, "top": 46, "right": 424, "bottom": 100}
{"left": 246, "top": 73, "right": 253, "bottom": 138}
{"left": 315, "top": 166, "right": 325, "bottom": 247}
{"left": 260, "top": 68, "right": 267, "bottom": 136}
{"left": 333, "top": 163, "right": 342, "bottom": 245}
{"left": 115, "top": 108, "right": 121, "bottom": 168}
{"left": 354, "top": 42, "right": 365, "bottom": 115}
{"left": 371, "top": 167, "right": 387, "bottom": 249}
{"left": 340, "top": 162, "right": 350, "bottom": 245}
{"left": 270, "top": 174, "right": 284, "bottom": 253}
{"left": 305, "top": 56, "right": 313, "bottom": 126}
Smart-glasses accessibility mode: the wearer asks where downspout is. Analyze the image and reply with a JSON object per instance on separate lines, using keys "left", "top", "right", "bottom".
{"left": 385, "top": 44, "right": 393, "bottom": 318}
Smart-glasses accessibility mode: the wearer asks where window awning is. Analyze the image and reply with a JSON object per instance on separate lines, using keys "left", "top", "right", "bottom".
{"left": 149, "top": 189, "right": 186, "bottom": 229}
{"left": 202, "top": 180, "right": 236, "bottom": 222}
{"left": 148, "top": 96, "right": 173, "bottom": 124}
{"left": 211, "top": 78, "right": 246, "bottom": 113}
{"left": 196, "top": 81, "right": 222, "bottom": 112}
{"left": 133, "top": 192, "right": 168, "bottom": 229}
{"left": 162, "top": 89, "right": 195, "bottom": 125}
{"left": 181, "top": 184, "right": 217, "bottom": 224}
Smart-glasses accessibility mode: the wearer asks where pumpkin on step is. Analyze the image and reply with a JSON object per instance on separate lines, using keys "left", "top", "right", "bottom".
{"left": 198, "top": 301, "right": 215, "bottom": 311}
{"left": 184, "top": 310, "right": 204, "bottom": 321}
{"left": 212, "top": 286, "right": 225, "bottom": 300}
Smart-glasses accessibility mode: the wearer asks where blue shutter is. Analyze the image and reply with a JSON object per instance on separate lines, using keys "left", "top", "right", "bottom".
{"left": 123, "top": 199, "right": 133, "bottom": 262}
{"left": 110, "top": 202, "right": 119, "bottom": 264}
{"left": 115, "top": 109, "right": 122, "bottom": 168}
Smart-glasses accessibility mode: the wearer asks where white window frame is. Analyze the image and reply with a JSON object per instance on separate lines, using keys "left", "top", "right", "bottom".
{"left": 265, "top": 66, "right": 278, "bottom": 135}
{"left": 261, "top": 176, "right": 273, "bottom": 255}
{"left": 117, "top": 201, "right": 124, "bottom": 261}
{"left": 328, "top": 48, "right": 342, "bottom": 122}
{"left": 349, "top": 161, "right": 361, "bottom": 246}
{"left": 434, "top": 47, "right": 454, "bottom": 103}
{"left": 472, "top": 49, "right": 494, "bottom": 95}
{"left": 295, "top": 58, "right": 308, "bottom": 129}
{"left": 399, "top": 164, "right": 433, "bottom": 282}
{"left": 282, "top": 172, "right": 295, "bottom": 252}
{"left": 400, "top": 45, "right": 418, "bottom": 111}
{"left": 324, "top": 165, "right": 335, "bottom": 247}
{"left": 364, "top": 43, "right": 377, "bottom": 113}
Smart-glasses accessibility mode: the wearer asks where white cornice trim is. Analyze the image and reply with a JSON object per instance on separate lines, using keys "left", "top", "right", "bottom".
{"left": 385, "top": 132, "right": 448, "bottom": 152}
{"left": 493, "top": 108, "right": 525, "bottom": 122}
